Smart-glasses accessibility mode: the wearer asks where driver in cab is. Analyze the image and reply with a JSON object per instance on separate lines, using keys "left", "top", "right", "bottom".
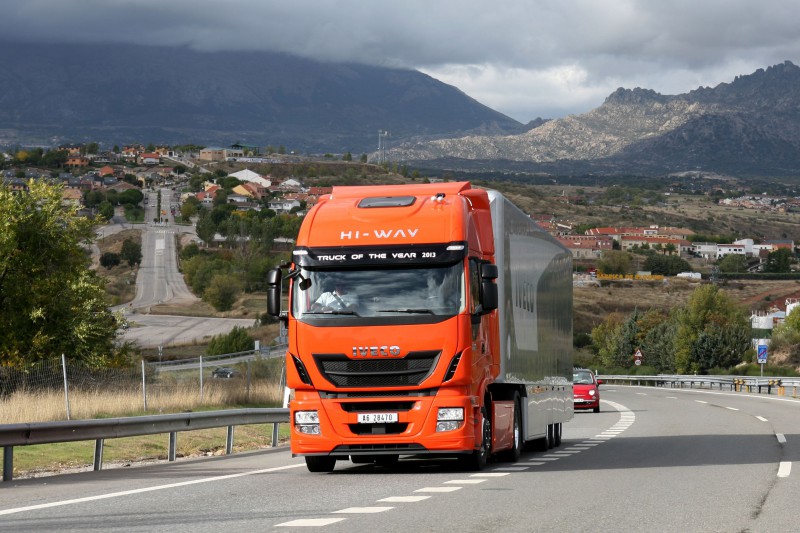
{"left": 312, "top": 281, "right": 359, "bottom": 312}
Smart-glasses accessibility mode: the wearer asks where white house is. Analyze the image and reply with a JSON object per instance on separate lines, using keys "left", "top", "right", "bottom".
{"left": 228, "top": 169, "right": 271, "bottom": 188}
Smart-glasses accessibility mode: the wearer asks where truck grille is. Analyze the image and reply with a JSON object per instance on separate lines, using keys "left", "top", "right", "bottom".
{"left": 313, "top": 351, "right": 440, "bottom": 388}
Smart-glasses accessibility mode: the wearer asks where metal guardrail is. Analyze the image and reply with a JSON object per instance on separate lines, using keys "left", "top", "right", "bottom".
{"left": 1, "top": 408, "right": 289, "bottom": 482}
{"left": 598, "top": 374, "right": 800, "bottom": 396}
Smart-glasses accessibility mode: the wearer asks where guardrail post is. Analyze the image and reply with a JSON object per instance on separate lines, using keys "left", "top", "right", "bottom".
{"left": 3, "top": 446, "right": 12, "bottom": 482}
{"left": 94, "top": 439, "right": 104, "bottom": 471}
{"left": 226, "top": 426, "right": 234, "bottom": 455}
{"left": 169, "top": 432, "right": 177, "bottom": 461}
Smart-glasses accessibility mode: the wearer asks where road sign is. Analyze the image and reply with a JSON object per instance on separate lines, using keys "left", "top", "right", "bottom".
{"left": 634, "top": 348, "right": 643, "bottom": 366}
{"left": 757, "top": 344, "right": 768, "bottom": 364}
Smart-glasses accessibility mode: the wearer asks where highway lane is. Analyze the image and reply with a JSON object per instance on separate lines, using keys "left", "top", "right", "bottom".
{"left": 2, "top": 387, "right": 797, "bottom": 532}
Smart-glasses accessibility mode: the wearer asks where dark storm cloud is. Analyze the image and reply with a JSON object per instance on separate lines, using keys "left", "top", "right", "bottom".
{"left": 2, "top": 0, "right": 799, "bottom": 121}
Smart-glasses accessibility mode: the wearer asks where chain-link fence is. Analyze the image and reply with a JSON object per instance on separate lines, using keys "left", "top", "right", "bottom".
{"left": 0, "top": 347, "right": 288, "bottom": 423}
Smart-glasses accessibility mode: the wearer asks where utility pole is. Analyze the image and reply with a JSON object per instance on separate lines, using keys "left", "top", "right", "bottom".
{"left": 377, "top": 130, "right": 389, "bottom": 164}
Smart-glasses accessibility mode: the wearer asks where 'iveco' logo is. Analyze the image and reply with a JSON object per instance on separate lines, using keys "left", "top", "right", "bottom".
{"left": 352, "top": 346, "right": 402, "bottom": 357}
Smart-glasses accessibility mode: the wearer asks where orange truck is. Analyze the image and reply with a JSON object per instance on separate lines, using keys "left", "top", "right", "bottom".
{"left": 267, "top": 181, "right": 573, "bottom": 472}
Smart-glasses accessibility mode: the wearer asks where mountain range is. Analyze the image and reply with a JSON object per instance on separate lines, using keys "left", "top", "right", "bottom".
{"left": 1, "top": 41, "right": 799, "bottom": 177}
{"left": 392, "top": 61, "right": 800, "bottom": 177}
{"left": 0, "top": 41, "right": 523, "bottom": 154}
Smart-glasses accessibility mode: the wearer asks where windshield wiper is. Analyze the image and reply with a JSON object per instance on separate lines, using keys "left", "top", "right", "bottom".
{"left": 305, "top": 310, "right": 359, "bottom": 316}
{"left": 378, "top": 308, "right": 434, "bottom": 314}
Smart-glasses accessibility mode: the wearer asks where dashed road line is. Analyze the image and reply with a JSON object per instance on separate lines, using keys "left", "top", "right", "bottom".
{"left": 378, "top": 496, "right": 431, "bottom": 502}
{"left": 333, "top": 507, "right": 394, "bottom": 514}
{"left": 275, "top": 401, "right": 637, "bottom": 529}
{"left": 756, "top": 416, "right": 768, "bottom": 422}
{"left": 778, "top": 462, "right": 792, "bottom": 478}
{"left": 776, "top": 433, "right": 787, "bottom": 444}
{"left": 725, "top": 406, "right": 739, "bottom": 411}
{"left": 276, "top": 518, "right": 346, "bottom": 527}
{"left": 414, "top": 486, "right": 462, "bottom": 493}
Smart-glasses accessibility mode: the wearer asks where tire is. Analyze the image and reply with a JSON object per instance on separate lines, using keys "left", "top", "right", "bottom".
{"left": 553, "top": 423, "right": 562, "bottom": 447}
{"left": 498, "top": 393, "right": 522, "bottom": 462}
{"left": 593, "top": 405, "right": 600, "bottom": 413}
{"left": 460, "top": 407, "right": 491, "bottom": 471}
{"left": 529, "top": 423, "right": 551, "bottom": 452}
{"left": 547, "top": 424, "right": 555, "bottom": 449}
{"left": 305, "top": 456, "right": 336, "bottom": 472}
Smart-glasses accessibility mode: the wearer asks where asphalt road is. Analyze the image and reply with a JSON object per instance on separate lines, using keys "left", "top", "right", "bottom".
{"left": 2, "top": 386, "right": 798, "bottom": 531}
{"left": 103, "top": 188, "right": 254, "bottom": 348}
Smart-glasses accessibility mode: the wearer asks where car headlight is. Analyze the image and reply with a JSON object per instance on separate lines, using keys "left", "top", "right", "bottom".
{"left": 436, "top": 407, "right": 464, "bottom": 432}
{"left": 294, "top": 410, "right": 320, "bottom": 434}
{"left": 589, "top": 389, "right": 596, "bottom": 396}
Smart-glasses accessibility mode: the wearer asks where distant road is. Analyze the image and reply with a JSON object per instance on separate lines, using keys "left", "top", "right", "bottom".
{"left": 107, "top": 188, "right": 253, "bottom": 348}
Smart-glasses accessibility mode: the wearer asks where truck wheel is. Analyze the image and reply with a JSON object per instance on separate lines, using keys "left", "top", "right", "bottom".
{"left": 305, "top": 456, "right": 336, "bottom": 472}
{"left": 460, "top": 407, "right": 491, "bottom": 471}
{"left": 530, "top": 423, "right": 551, "bottom": 452}
{"left": 547, "top": 424, "right": 555, "bottom": 449}
{"left": 553, "top": 423, "right": 562, "bottom": 446}
{"left": 498, "top": 394, "right": 522, "bottom": 462}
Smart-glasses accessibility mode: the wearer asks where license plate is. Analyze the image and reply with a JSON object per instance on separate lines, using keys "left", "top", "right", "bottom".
{"left": 357, "top": 412, "right": 398, "bottom": 424}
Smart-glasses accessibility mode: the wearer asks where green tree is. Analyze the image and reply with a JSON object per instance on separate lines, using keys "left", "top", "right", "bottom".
{"left": 643, "top": 255, "right": 691, "bottom": 276}
{"left": 100, "top": 252, "right": 121, "bottom": 269}
{"left": 98, "top": 200, "right": 114, "bottom": 220}
{"left": 206, "top": 326, "right": 253, "bottom": 356}
{"left": 203, "top": 274, "right": 241, "bottom": 311}
{"left": 120, "top": 238, "right": 142, "bottom": 268}
{"left": 764, "top": 248, "right": 793, "bottom": 273}
{"left": 717, "top": 254, "right": 748, "bottom": 273}
{"left": 0, "top": 180, "right": 119, "bottom": 367}
{"left": 196, "top": 214, "right": 217, "bottom": 247}
{"left": 598, "top": 250, "right": 631, "bottom": 275}
{"left": 673, "top": 284, "right": 749, "bottom": 373}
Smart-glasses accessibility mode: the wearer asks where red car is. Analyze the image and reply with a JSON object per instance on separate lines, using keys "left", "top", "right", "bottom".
{"left": 573, "top": 369, "right": 602, "bottom": 413}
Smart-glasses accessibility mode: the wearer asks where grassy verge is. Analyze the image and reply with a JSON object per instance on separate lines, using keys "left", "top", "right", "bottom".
{"left": 12, "top": 424, "right": 291, "bottom": 479}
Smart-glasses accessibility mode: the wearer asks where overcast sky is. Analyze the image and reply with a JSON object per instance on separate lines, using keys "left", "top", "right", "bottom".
{"left": 4, "top": 0, "right": 800, "bottom": 123}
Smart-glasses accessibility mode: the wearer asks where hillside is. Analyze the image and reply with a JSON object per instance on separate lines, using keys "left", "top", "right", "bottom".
{"left": 390, "top": 61, "right": 800, "bottom": 177}
{"left": 0, "top": 41, "right": 522, "bottom": 153}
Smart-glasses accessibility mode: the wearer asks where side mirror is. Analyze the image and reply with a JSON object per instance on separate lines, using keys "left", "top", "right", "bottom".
{"left": 479, "top": 263, "right": 498, "bottom": 313}
{"left": 596, "top": 379, "right": 604, "bottom": 386}
{"left": 267, "top": 267, "right": 283, "bottom": 317}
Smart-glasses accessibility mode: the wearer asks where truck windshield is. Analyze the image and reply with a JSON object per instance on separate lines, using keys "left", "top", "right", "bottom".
{"left": 292, "top": 263, "right": 465, "bottom": 319}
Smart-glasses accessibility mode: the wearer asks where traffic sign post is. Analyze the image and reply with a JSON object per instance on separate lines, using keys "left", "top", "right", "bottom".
{"left": 757, "top": 344, "right": 768, "bottom": 376}
{"left": 634, "top": 348, "right": 643, "bottom": 366}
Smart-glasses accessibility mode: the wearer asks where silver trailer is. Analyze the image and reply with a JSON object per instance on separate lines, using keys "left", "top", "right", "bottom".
{"left": 488, "top": 191, "right": 574, "bottom": 446}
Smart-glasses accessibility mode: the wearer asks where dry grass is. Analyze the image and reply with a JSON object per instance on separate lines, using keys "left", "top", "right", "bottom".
{"left": 1, "top": 379, "right": 284, "bottom": 424}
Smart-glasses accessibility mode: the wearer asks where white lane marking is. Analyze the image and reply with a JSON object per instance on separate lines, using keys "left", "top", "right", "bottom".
{"left": 444, "top": 479, "right": 486, "bottom": 484}
{"left": 492, "top": 466, "right": 530, "bottom": 471}
{"left": 695, "top": 400, "right": 708, "bottom": 404}
{"left": 778, "top": 462, "right": 792, "bottom": 478}
{"left": 532, "top": 457, "right": 560, "bottom": 461}
{"left": 0, "top": 463, "right": 305, "bottom": 517}
{"left": 470, "top": 473, "right": 510, "bottom": 477}
{"left": 725, "top": 406, "right": 739, "bottom": 411}
{"left": 636, "top": 393, "right": 647, "bottom": 396}
{"left": 756, "top": 416, "right": 768, "bottom": 422}
{"left": 627, "top": 385, "right": 800, "bottom": 405}
{"left": 777, "top": 434, "right": 787, "bottom": 444}
{"left": 516, "top": 462, "right": 546, "bottom": 466}
{"left": 378, "top": 496, "right": 430, "bottom": 503}
{"left": 333, "top": 507, "right": 394, "bottom": 514}
{"left": 414, "top": 486, "right": 462, "bottom": 493}
{"left": 276, "top": 518, "right": 347, "bottom": 527}
{"left": 665, "top": 396, "right": 677, "bottom": 399}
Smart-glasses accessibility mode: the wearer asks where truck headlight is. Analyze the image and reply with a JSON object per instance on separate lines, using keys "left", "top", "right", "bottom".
{"left": 294, "top": 410, "right": 320, "bottom": 434}
{"left": 436, "top": 407, "right": 464, "bottom": 432}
